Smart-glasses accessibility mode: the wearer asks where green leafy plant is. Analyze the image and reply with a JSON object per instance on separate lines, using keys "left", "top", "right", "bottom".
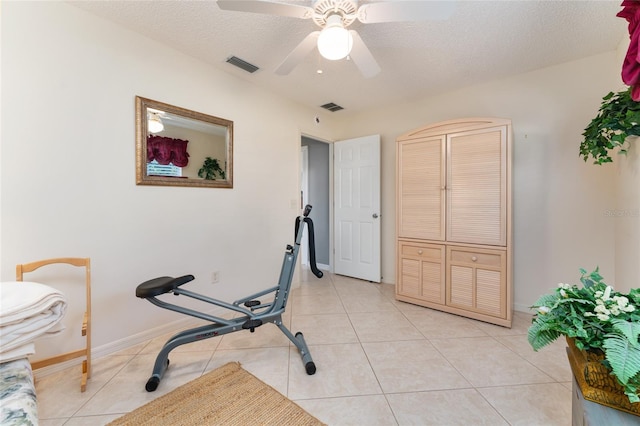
{"left": 198, "top": 157, "right": 226, "bottom": 180}
{"left": 580, "top": 87, "right": 640, "bottom": 165}
{"left": 528, "top": 268, "right": 640, "bottom": 402}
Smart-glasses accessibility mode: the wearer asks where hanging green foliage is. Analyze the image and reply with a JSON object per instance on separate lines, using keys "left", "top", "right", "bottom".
{"left": 580, "top": 87, "right": 640, "bottom": 165}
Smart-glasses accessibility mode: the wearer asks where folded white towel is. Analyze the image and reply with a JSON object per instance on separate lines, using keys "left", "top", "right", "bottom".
{"left": 0, "top": 343, "right": 36, "bottom": 363}
{"left": 1, "top": 281, "right": 67, "bottom": 324}
{"left": 0, "top": 281, "right": 67, "bottom": 355}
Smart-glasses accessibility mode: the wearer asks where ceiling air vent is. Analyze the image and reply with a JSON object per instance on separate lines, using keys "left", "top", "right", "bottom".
{"left": 320, "top": 102, "right": 344, "bottom": 112}
{"left": 226, "top": 56, "right": 259, "bottom": 73}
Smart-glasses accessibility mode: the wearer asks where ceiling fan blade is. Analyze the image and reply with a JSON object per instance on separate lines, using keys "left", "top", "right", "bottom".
{"left": 275, "top": 31, "right": 320, "bottom": 75}
{"left": 357, "top": 1, "right": 455, "bottom": 23}
{"left": 216, "top": 1, "right": 313, "bottom": 19}
{"left": 348, "top": 31, "right": 381, "bottom": 78}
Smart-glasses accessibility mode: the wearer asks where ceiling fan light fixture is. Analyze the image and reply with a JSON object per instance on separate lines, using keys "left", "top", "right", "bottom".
{"left": 148, "top": 113, "right": 164, "bottom": 133}
{"left": 317, "top": 14, "right": 353, "bottom": 60}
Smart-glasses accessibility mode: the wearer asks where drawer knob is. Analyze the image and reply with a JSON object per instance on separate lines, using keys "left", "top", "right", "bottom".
{"left": 471, "top": 256, "right": 478, "bottom": 262}
{"left": 418, "top": 250, "right": 423, "bottom": 255}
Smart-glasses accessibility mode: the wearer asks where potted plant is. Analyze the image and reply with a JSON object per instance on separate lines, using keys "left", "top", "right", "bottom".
{"left": 198, "top": 157, "right": 226, "bottom": 180}
{"left": 580, "top": 87, "right": 640, "bottom": 165}
{"left": 528, "top": 267, "right": 640, "bottom": 407}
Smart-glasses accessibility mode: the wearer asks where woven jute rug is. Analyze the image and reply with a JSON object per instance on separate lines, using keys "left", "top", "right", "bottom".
{"left": 108, "top": 362, "right": 325, "bottom": 426}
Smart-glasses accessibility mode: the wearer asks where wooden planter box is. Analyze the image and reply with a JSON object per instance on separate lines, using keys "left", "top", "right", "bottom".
{"left": 566, "top": 337, "right": 640, "bottom": 416}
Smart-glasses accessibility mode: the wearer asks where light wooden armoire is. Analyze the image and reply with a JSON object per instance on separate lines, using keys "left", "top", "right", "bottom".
{"left": 395, "top": 117, "right": 512, "bottom": 327}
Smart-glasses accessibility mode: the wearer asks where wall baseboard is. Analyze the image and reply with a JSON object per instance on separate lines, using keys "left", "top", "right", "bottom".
{"left": 513, "top": 303, "right": 531, "bottom": 314}
{"left": 301, "top": 262, "right": 330, "bottom": 271}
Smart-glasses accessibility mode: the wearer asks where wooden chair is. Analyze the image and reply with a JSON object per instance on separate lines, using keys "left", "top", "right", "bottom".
{"left": 16, "top": 257, "right": 92, "bottom": 392}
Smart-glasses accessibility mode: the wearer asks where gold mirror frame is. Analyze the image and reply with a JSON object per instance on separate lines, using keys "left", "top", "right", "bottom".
{"left": 135, "top": 96, "right": 233, "bottom": 188}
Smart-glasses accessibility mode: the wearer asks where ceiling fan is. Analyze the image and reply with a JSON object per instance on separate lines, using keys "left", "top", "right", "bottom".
{"left": 216, "top": 0, "right": 455, "bottom": 78}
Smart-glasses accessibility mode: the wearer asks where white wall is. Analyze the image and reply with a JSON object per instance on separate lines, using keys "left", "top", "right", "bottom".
{"left": 1, "top": 1, "right": 337, "bottom": 359}
{"left": 615, "top": 139, "right": 640, "bottom": 294}
{"left": 333, "top": 51, "right": 622, "bottom": 311}
{"left": 614, "top": 38, "right": 640, "bottom": 294}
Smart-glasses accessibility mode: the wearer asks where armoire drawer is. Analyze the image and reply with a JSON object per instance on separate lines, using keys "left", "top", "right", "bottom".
{"left": 448, "top": 248, "right": 503, "bottom": 267}
{"left": 400, "top": 242, "right": 443, "bottom": 260}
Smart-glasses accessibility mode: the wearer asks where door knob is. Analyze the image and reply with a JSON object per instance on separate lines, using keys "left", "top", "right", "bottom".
{"left": 372, "top": 213, "right": 379, "bottom": 219}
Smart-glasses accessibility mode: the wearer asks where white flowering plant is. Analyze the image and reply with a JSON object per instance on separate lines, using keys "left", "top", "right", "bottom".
{"left": 528, "top": 267, "right": 640, "bottom": 402}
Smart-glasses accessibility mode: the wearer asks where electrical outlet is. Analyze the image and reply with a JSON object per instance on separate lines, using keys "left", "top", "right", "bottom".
{"left": 211, "top": 271, "right": 220, "bottom": 284}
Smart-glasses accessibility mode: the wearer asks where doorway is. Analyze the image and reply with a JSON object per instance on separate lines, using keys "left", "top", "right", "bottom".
{"left": 300, "top": 136, "right": 331, "bottom": 270}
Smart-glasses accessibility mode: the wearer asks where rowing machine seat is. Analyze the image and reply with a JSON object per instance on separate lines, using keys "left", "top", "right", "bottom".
{"left": 135, "top": 275, "right": 195, "bottom": 298}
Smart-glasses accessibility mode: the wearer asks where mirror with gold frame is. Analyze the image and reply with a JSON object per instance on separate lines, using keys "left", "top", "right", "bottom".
{"left": 136, "top": 96, "right": 233, "bottom": 188}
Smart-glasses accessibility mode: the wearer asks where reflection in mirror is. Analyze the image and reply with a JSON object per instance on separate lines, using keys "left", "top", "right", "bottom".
{"left": 136, "top": 96, "right": 233, "bottom": 188}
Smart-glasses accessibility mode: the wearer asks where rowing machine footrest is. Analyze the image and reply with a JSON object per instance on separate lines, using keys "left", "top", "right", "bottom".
{"left": 242, "top": 319, "right": 263, "bottom": 332}
{"left": 244, "top": 300, "right": 261, "bottom": 307}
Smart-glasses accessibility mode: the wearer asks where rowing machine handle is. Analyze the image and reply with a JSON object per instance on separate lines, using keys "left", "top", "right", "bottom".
{"left": 295, "top": 205, "right": 323, "bottom": 278}
{"left": 304, "top": 217, "right": 323, "bottom": 278}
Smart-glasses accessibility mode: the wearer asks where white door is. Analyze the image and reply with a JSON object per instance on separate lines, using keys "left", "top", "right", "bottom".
{"left": 334, "top": 135, "right": 381, "bottom": 282}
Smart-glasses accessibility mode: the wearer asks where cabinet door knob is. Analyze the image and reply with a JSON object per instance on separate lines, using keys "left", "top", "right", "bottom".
{"left": 471, "top": 256, "right": 478, "bottom": 262}
{"left": 418, "top": 250, "right": 423, "bottom": 255}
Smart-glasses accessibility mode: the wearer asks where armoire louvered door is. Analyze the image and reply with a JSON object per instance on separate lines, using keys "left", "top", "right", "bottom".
{"left": 397, "top": 135, "right": 445, "bottom": 241}
{"left": 447, "top": 126, "right": 507, "bottom": 246}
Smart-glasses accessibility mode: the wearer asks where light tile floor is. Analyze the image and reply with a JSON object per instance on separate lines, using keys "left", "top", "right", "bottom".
{"left": 36, "top": 269, "right": 573, "bottom": 425}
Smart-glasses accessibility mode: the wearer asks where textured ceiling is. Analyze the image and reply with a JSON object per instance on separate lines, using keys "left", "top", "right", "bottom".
{"left": 72, "top": 0, "right": 627, "bottom": 116}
